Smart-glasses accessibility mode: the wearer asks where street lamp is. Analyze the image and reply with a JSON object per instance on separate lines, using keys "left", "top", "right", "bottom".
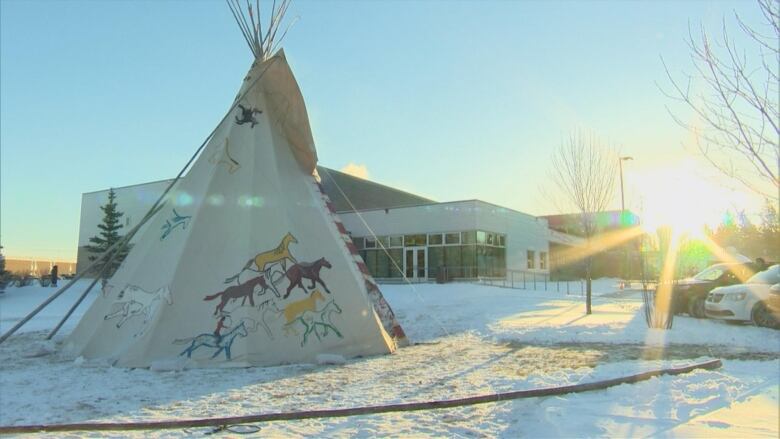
{"left": 619, "top": 156, "right": 633, "bottom": 213}
{"left": 619, "top": 156, "right": 633, "bottom": 285}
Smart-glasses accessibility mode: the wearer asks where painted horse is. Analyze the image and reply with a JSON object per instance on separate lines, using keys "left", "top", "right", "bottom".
{"left": 225, "top": 233, "right": 298, "bottom": 284}
{"left": 160, "top": 209, "right": 191, "bottom": 241}
{"left": 280, "top": 290, "right": 325, "bottom": 324}
{"left": 204, "top": 275, "right": 272, "bottom": 315}
{"left": 104, "top": 285, "right": 172, "bottom": 330}
{"left": 286, "top": 300, "right": 343, "bottom": 347}
{"left": 284, "top": 257, "right": 332, "bottom": 298}
{"left": 175, "top": 321, "right": 248, "bottom": 360}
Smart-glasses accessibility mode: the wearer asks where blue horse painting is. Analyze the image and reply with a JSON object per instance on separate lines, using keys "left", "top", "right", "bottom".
{"left": 160, "top": 209, "right": 192, "bottom": 241}
{"left": 173, "top": 321, "right": 248, "bottom": 360}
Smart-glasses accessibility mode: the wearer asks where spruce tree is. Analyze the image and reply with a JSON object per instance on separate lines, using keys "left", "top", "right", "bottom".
{"left": 0, "top": 249, "right": 4, "bottom": 294}
{"left": 85, "top": 188, "right": 129, "bottom": 280}
{"left": 759, "top": 202, "right": 780, "bottom": 261}
{"left": 0, "top": 245, "right": 6, "bottom": 277}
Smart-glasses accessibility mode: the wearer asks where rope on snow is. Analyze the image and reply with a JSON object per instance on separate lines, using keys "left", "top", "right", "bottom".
{"left": 0, "top": 359, "right": 722, "bottom": 434}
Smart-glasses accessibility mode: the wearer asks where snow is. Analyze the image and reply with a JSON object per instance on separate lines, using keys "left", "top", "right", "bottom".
{"left": 0, "top": 279, "right": 98, "bottom": 336}
{"left": 0, "top": 279, "right": 778, "bottom": 437}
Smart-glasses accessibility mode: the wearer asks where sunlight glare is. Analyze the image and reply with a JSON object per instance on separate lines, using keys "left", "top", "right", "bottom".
{"left": 629, "top": 159, "right": 757, "bottom": 238}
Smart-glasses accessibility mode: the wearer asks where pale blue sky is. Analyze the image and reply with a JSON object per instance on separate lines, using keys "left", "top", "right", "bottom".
{"left": 0, "top": 0, "right": 770, "bottom": 260}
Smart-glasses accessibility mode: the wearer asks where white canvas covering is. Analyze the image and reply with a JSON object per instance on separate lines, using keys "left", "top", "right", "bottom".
{"left": 66, "top": 51, "right": 406, "bottom": 367}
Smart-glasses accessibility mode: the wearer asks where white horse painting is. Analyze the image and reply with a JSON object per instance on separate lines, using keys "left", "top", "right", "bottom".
{"left": 104, "top": 285, "right": 172, "bottom": 333}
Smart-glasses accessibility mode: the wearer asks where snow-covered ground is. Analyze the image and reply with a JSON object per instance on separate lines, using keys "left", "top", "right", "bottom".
{"left": 0, "top": 279, "right": 778, "bottom": 437}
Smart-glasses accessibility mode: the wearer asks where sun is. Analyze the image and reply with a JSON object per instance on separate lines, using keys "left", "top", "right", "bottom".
{"left": 629, "top": 159, "right": 757, "bottom": 238}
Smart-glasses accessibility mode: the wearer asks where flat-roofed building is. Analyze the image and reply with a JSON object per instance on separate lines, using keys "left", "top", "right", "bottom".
{"left": 76, "top": 167, "right": 582, "bottom": 280}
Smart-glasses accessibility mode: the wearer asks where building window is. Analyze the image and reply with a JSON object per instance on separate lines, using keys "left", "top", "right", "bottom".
{"left": 389, "top": 236, "right": 403, "bottom": 247}
{"left": 428, "top": 233, "right": 443, "bottom": 245}
{"left": 353, "top": 237, "right": 365, "bottom": 249}
{"left": 429, "top": 246, "right": 444, "bottom": 272}
{"left": 461, "top": 231, "right": 476, "bottom": 244}
{"left": 527, "top": 250, "right": 535, "bottom": 269}
{"left": 365, "top": 238, "right": 376, "bottom": 249}
{"left": 377, "top": 236, "right": 389, "bottom": 248}
{"left": 445, "top": 232, "right": 461, "bottom": 245}
{"left": 540, "top": 251, "right": 548, "bottom": 270}
{"left": 476, "top": 231, "right": 487, "bottom": 244}
{"left": 498, "top": 235, "right": 506, "bottom": 247}
{"left": 404, "top": 234, "right": 427, "bottom": 246}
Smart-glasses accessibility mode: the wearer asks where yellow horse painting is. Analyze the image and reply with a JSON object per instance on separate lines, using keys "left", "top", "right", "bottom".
{"left": 282, "top": 289, "right": 325, "bottom": 325}
{"left": 224, "top": 233, "right": 298, "bottom": 284}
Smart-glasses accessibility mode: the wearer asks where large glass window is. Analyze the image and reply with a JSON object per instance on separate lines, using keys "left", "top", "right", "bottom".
{"left": 527, "top": 250, "right": 535, "bottom": 269}
{"left": 476, "top": 230, "right": 487, "bottom": 244}
{"left": 496, "top": 248, "right": 506, "bottom": 276}
{"left": 365, "top": 238, "right": 376, "bottom": 249}
{"left": 445, "top": 245, "right": 462, "bottom": 277}
{"left": 540, "top": 251, "right": 548, "bottom": 270}
{"left": 353, "top": 237, "right": 365, "bottom": 249}
{"left": 389, "top": 248, "right": 403, "bottom": 278}
{"left": 376, "top": 250, "right": 390, "bottom": 278}
{"left": 461, "top": 245, "right": 476, "bottom": 277}
{"left": 389, "top": 236, "right": 403, "bottom": 247}
{"left": 477, "top": 245, "right": 489, "bottom": 276}
{"left": 404, "top": 234, "right": 427, "bottom": 246}
{"left": 445, "top": 232, "right": 461, "bottom": 245}
{"left": 428, "top": 233, "right": 443, "bottom": 245}
{"left": 462, "top": 231, "right": 476, "bottom": 244}
{"left": 365, "top": 249, "right": 378, "bottom": 274}
{"left": 498, "top": 235, "right": 506, "bottom": 247}
{"left": 428, "top": 246, "right": 444, "bottom": 276}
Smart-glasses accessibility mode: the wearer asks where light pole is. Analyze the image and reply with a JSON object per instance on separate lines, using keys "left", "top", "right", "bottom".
{"left": 619, "top": 156, "right": 633, "bottom": 213}
{"left": 619, "top": 156, "right": 633, "bottom": 284}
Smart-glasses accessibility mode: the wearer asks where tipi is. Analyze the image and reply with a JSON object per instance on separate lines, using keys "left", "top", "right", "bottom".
{"left": 66, "top": 1, "right": 406, "bottom": 367}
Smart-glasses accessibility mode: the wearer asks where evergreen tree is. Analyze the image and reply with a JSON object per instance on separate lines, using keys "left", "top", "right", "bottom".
{"left": 759, "top": 202, "right": 780, "bottom": 261}
{"left": 0, "top": 245, "right": 6, "bottom": 276}
{"left": 85, "top": 189, "right": 129, "bottom": 280}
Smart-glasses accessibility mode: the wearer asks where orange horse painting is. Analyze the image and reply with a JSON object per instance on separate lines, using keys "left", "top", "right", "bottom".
{"left": 225, "top": 233, "right": 298, "bottom": 284}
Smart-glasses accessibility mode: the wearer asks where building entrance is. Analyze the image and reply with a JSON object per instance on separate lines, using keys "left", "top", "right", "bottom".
{"left": 404, "top": 247, "right": 427, "bottom": 280}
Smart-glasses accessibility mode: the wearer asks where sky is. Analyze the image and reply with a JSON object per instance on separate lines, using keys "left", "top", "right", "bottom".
{"left": 0, "top": 0, "right": 774, "bottom": 261}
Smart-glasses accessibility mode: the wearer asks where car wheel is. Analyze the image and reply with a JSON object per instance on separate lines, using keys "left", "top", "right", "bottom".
{"left": 687, "top": 296, "right": 706, "bottom": 318}
{"left": 751, "top": 302, "right": 779, "bottom": 329}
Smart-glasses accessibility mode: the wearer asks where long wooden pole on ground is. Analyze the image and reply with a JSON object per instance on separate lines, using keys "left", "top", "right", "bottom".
{"left": 0, "top": 359, "right": 722, "bottom": 434}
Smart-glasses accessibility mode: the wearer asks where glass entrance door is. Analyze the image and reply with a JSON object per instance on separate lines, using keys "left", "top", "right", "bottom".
{"left": 405, "top": 247, "right": 427, "bottom": 280}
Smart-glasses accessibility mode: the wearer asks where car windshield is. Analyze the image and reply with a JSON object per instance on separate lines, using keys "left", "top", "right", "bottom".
{"left": 693, "top": 266, "right": 726, "bottom": 281}
{"left": 747, "top": 265, "right": 780, "bottom": 284}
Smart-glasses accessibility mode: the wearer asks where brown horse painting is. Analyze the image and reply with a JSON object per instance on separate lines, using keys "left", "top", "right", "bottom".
{"left": 284, "top": 257, "right": 332, "bottom": 299}
{"left": 225, "top": 233, "right": 298, "bottom": 284}
{"left": 204, "top": 275, "right": 271, "bottom": 315}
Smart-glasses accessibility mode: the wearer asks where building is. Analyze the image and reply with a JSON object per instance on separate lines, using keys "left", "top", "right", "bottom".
{"left": 3, "top": 258, "right": 76, "bottom": 277}
{"left": 541, "top": 210, "right": 642, "bottom": 279}
{"left": 77, "top": 167, "right": 583, "bottom": 280}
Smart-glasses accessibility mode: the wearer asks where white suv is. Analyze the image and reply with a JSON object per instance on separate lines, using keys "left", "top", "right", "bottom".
{"left": 705, "top": 264, "right": 780, "bottom": 328}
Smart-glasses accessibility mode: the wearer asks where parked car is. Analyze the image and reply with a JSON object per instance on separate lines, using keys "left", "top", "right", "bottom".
{"left": 705, "top": 264, "right": 780, "bottom": 328}
{"left": 765, "top": 283, "right": 780, "bottom": 318}
{"left": 670, "top": 262, "right": 758, "bottom": 318}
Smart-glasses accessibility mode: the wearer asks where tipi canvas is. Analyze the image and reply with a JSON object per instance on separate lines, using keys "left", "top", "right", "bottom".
{"left": 66, "top": 13, "right": 406, "bottom": 367}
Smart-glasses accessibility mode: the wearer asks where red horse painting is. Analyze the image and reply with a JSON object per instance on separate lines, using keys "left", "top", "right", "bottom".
{"left": 284, "top": 257, "right": 332, "bottom": 298}
{"left": 204, "top": 275, "right": 271, "bottom": 315}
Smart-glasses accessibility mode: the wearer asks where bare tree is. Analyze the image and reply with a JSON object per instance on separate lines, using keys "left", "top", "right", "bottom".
{"left": 662, "top": 0, "right": 779, "bottom": 211}
{"left": 550, "top": 131, "right": 617, "bottom": 314}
